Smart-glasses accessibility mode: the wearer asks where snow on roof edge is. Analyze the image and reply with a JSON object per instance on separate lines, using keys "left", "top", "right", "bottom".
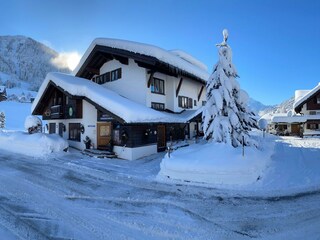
{"left": 32, "top": 72, "right": 200, "bottom": 124}
{"left": 293, "top": 83, "right": 320, "bottom": 110}
{"left": 73, "top": 38, "right": 209, "bottom": 81}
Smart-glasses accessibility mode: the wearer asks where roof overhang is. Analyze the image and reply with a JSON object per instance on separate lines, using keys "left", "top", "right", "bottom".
{"left": 75, "top": 44, "right": 207, "bottom": 84}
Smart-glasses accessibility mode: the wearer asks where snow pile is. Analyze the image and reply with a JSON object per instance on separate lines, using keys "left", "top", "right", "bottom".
{"left": 158, "top": 135, "right": 274, "bottom": 186}
{"left": 0, "top": 131, "right": 68, "bottom": 157}
{"left": 24, "top": 115, "right": 41, "bottom": 129}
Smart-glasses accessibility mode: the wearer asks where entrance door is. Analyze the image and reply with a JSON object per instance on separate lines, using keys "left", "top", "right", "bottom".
{"left": 97, "top": 122, "right": 112, "bottom": 150}
{"left": 291, "top": 124, "right": 300, "bottom": 136}
{"left": 157, "top": 125, "right": 166, "bottom": 152}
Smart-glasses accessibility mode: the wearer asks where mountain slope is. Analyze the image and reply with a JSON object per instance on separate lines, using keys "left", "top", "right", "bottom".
{"left": 248, "top": 98, "right": 273, "bottom": 115}
{"left": 0, "top": 35, "right": 70, "bottom": 90}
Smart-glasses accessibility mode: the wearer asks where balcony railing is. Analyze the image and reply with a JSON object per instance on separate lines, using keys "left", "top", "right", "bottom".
{"left": 50, "top": 105, "right": 63, "bottom": 119}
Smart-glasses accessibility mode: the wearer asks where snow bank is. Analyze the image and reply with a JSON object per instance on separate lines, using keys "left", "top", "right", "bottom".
{"left": 0, "top": 131, "right": 68, "bottom": 157}
{"left": 24, "top": 115, "right": 42, "bottom": 130}
{"left": 158, "top": 137, "right": 274, "bottom": 186}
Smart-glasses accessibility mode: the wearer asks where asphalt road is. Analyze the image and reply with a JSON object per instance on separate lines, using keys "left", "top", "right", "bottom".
{"left": 0, "top": 149, "right": 319, "bottom": 239}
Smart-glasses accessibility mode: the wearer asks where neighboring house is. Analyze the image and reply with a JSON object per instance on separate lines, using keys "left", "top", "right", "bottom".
{"left": 32, "top": 38, "right": 208, "bottom": 160}
{"left": 0, "top": 86, "right": 7, "bottom": 101}
{"left": 267, "top": 83, "right": 320, "bottom": 137}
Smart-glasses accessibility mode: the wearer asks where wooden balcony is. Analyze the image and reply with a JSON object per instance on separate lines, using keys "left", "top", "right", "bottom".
{"left": 50, "top": 105, "right": 64, "bottom": 119}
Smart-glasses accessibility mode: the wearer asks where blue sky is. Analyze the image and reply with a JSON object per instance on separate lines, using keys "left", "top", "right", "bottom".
{"left": 1, "top": 0, "right": 320, "bottom": 105}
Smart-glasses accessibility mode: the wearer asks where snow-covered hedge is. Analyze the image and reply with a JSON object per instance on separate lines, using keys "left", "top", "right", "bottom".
{"left": 0, "top": 131, "right": 68, "bottom": 157}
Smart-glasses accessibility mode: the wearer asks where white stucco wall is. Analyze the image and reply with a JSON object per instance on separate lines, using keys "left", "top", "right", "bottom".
{"left": 174, "top": 78, "right": 206, "bottom": 112}
{"left": 100, "top": 59, "right": 147, "bottom": 105}
{"left": 47, "top": 100, "right": 98, "bottom": 150}
{"left": 99, "top": 58, "right": 206, "bottom": 113}
{"left": 114, "top": 144, "right": 157, "bottom": 160}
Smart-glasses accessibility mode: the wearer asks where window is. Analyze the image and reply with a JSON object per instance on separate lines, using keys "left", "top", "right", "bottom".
{"left": 69, "top": 123, "right": 81, "bottom": 142}
{"left": 194, "top": 100, "right": 197, "bottom": 106}
{"left": 49, "top": 123, "right": 56, "bottom": 134}
{"left": 93, "top": 68, "right": 121, "bottom": 84}
{"left": 307, "top": 123, "right": 319, "bottom": 130}
{"left": 202, "top": 101, "right": 207, "bottom": 106}
{"left": 317, "top": 97, "right": 320, "bottom": 104}
{"left": 151, "top": 78, "right": 165, "bottom": 95}
{"left": 310, "top": 111, "right": 316, "bottom": 115}
{"left": 151, "top": 102, "right": 165, "bottom": 111}
{"left": 178, "top": 96, "right": 193, "bottom": 109}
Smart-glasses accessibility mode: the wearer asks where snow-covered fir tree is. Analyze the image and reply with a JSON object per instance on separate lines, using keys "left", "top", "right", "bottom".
{"left": 0, "top": 111, "right": 5, "bottom": 129}
{"left": 202, "top": 29, "right": 258, "bottom": 147}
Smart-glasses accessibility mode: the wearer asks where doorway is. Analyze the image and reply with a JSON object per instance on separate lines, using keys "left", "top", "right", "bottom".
{"left": 157, "top": 125, "right": 166, "bottom": 152}
{"left": 97, "top": 122, "right": 112, "bottom": 150}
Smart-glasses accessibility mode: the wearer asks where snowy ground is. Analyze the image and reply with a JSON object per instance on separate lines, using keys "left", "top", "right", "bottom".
{"left": 0, "top": 136, "right": 320, "bottom": 239}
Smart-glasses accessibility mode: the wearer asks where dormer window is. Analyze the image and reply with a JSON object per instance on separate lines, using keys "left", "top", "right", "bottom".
{"left": 150, "top": 78, "right": 165, "bottom": 95}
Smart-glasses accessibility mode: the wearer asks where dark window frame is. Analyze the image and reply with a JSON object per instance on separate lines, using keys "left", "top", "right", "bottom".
{"left": 69, "top": 123, "right": 81, "bottom": 142}
{"left": 151, "top": 102, "right": 165, "bottom": 111}
{"left": 93, "top": 68, "right": 121, "bottom": 84}
{"left": 49, "top": 122, "right": 56, "bottom": 134}
{"left": 151, "top": 78, "right": 165, "bottom": 95}
{"left": 178, "top": 96, "right": 193, "bottom": 109}
{"left": 307, "top": 123, "right": 319, "bottom": 130}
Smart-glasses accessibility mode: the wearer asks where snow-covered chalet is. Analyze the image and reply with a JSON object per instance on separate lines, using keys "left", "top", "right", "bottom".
{"left": 31, "top": 38, "right": 208, "bottom": 160}
{"left": 269, "top": 82, "right": 320, "bottom": 136}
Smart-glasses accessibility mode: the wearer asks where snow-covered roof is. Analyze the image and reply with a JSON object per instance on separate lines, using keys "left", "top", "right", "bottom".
{"left": 271, "top": 115, "right": 307, "bottom": 124}
{"left": 0, "top": 86, "right": 5, "bottom": 92}
{"left": 73, "top": 38, "right": 209, "bottom": 81}
{"left": 32, "top": 72, "right": 202, "bottom": 124}
{"left": 293, "top": 83, "right": 320, "bottom": 111}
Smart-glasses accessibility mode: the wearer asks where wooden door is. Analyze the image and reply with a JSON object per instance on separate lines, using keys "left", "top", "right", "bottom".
{"left": 157, "top": 125, "right": 166, "bottom": 152}
{"left": 97, "top": 122, "right": 112, "bottom": 150}
{"left": 291, "top": 124, "right": 300, "bottom": 136}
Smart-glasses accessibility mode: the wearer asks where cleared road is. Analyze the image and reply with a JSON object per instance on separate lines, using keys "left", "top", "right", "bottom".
{"left": 0, "top": 146, "right": 319, "bottom": 239}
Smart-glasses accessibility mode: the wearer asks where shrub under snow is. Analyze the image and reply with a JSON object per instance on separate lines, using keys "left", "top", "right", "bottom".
{"left": 25, "top": 115, "right": 42, "bottom": 134}
{"left": 0, "top": 131, "right": 69, "bottom": 157}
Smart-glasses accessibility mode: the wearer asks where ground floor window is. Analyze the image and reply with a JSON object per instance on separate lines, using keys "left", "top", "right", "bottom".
{"left": 69, "top": 123, "right": 81, "bottom": 142}
{"left": 49, "top": 123, "right": 56, "bottom": 134}
{"left": 151, "top": 102, "right": 165, "bottom": 111}
{"left": 307, "top": 123, "right": 319, "bottom": 130}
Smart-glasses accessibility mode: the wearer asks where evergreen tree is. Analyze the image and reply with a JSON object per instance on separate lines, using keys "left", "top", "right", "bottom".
{"left": 202, "top": 29, "right": 258, "bottom": 147}
{"left": 0, "top": 111, "right": 5, "bottom": 129}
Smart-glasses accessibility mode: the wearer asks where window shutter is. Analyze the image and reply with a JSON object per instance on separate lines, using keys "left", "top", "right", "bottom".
{"left": 178, "top": 96, "right": 182, "bottom": 107}
{"left": 118, "top": 68, "right": 122, "bottom": 79}
{"left": 188, "top": 98, "right": 193, "bottom": 109}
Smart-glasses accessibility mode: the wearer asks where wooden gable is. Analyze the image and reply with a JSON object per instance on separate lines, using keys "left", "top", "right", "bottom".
{"left": 74, "top": 45, "right": 206, "bottom": 85}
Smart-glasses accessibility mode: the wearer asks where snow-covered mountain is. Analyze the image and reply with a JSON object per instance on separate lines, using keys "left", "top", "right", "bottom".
{"left": 248, "top": 98, "right": 273, "bottom": 115}
{"left": 259, "top": 96, "right": 295, "bottom": 122}
{"left": 0, "top": 35, "right": 70, "bottom": 90}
